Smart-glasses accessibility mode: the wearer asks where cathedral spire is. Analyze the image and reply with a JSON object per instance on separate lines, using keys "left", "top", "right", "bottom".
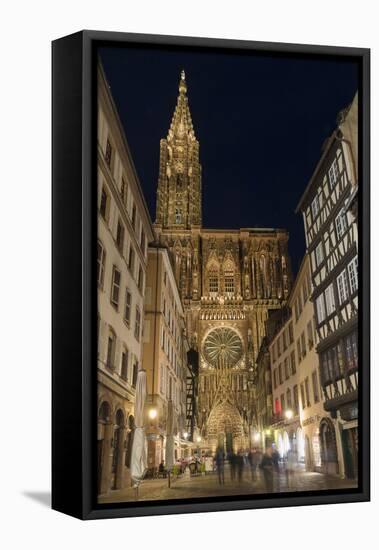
{"left": 155, "top": 70, "right": 202, "bottom": 229}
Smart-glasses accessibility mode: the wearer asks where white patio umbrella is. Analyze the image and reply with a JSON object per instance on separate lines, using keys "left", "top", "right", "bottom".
{"left": 130, "top": 368, "right": 147, "bottom": 496}
{"left": 165, "top": 399, "right": 175, "bottom": 487}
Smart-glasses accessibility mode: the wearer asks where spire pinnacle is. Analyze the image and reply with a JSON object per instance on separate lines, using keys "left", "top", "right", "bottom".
{"left": 179, "top": 69, "right": 187, "bottom": 94}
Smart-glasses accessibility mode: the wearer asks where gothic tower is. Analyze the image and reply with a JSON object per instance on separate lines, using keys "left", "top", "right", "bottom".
{"left": 155, "top": 70, "right": 202, "bottom": 229}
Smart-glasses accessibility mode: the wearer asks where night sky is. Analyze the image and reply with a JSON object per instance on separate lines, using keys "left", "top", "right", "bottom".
{"left": 99, "top": 44, "right": 358, "bottom": 275}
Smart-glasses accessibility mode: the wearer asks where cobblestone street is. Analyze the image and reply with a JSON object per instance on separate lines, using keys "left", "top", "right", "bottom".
{"left": 98, "top": 464, "right": 357, "bottom": 504}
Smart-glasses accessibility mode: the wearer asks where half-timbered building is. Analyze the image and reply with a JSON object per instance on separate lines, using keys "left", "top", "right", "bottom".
{"left": 296, "top": 93, "right": 358, "bottom": 479}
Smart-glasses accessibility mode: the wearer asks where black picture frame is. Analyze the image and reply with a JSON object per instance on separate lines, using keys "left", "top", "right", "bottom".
{"left": 52, "top": 30, "right": 370, "bottom": 520}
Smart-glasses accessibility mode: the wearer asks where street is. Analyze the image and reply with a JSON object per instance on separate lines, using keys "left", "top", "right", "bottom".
{"left": 98, "top": 463, "right": 357, "bottom": 504}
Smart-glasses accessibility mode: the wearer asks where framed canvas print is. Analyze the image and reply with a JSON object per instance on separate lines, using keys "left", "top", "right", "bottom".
{"left": 52, "top": 30, "right": 370, "bottom": 520}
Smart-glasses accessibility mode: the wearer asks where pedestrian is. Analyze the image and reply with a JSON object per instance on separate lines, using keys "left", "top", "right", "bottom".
{"left": 229, "top": 450, "right": 237, "bottom": 482}
{"left": 271, "top": 444, "right": 281, "bottom": 491}
{"left": 237, "top": 450, "right": 244, "bottom": 483}
{"left": 286, "top": 448, "right": 297, "bottom": 488}
{"left": 260, "top": 446, "right": 274, "bottom": 492}
{"left": 248, "top": 448, "right": 260, "bottom": 482}
{"left": 215, "top": 447, "right": 225, "bottom": 485}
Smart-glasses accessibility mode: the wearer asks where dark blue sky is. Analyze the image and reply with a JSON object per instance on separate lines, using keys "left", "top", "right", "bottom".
{"left": 99, "top": 44, "right": 358, "bottom": 275}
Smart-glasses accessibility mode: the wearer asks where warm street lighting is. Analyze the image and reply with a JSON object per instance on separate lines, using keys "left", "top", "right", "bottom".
{"left": 285, "top": 409, "right": 294, "bottom": 420}
{"left": 254, "top": 432, "right": 261, "bottom": 442}
{"left": 196, "top": 436, "right": 202, "bottom": 443}
{"left": 183, "top": 431, "right": 189, "bottom": 440}
{"left": 148, "top": 408, "right": 158, "bottom": 420}
{"left": 265, "top": 429, "right": 271, "bottom": 436}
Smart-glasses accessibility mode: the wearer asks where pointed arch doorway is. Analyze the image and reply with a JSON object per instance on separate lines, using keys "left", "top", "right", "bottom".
{"left": 206, "top": 400, "right": 244, "bottom": 453}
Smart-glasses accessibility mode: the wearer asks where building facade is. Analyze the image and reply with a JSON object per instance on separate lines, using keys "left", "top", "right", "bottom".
{"left": 267, "top": 256, "right": 336, "bottom": 473}
{"left": 143, "top": 245, "right": 191, "bottom": 469}
{"left": 97, "top": 64, "right": 155, "bottom": 495}
{"left": 153, "top": 71, "right": 292, "bottom": 453}
{"left": 296, "top": 94, "right": 359, "bottom": 479}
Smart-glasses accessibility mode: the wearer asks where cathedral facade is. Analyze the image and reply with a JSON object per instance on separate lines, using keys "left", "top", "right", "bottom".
{"left": 154, "top": 71, "right": 292, "bottom": 453}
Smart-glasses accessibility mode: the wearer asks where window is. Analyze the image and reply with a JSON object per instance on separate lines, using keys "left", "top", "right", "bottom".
{"left": 345, "top": 332, "right": 358, "bottom": 370}
{"left": 316, "top": 294, "right": 326, "bottom": 323}
{"left": 325, "top": 283, "right": 336, "bottom": 316}
{"left": 209, "top": 272, "right": 219, "bottom": 294}
{"left": 284, "top": 357, "right": 289, "bottom": 380}
{"left": 293, "top": 385, "right": 299, "bottom": 413}
{"left": 97, "top": 240, "right": 106, "bottom": 288}
{"left": 278, "top": 363, "right": 283, "bottom": 385}
{"left": 311, "top": 195, "right": 320, "bottom": 220}
{"left": 137, "top": 266, "right": 144, "bottom": 292}
{"left": 116, "top": 219, "right": 125, "bottom": 253}
{"left": 106, "top": 330, "right": 116, "bottom": 370}
{"left": 307, "top": 320, "right": 314, "bottom": 349}
{"left": 280, "top": 394, "right": 285, "bottom": 414}
{"left": 224, "top": 276, "right": 235, "bottom": 294}
{"left": 160, "top": 365, "right": 165, "bottom": 394}
{"left": 328, "top": 158, "right": 339, "bottom": 189}
{"left": 132, "top": 361, "right": 138, "bottom": 387}
{"left": 348, "top": 256, "right": 358, "bottom": 294}
{"left": 105, "top": 138, "right": 112, "bottom": 167}
{"left": 290, "top": 351, "right": 296, "bottom": 375}
{"left": 140, "top": 229, "right": 146, "bottom": 255}
{"left": 121, "top": 349, "right": 129, "bottom": 381}
{"left": 128, "top": 246, "right": 135, "bottom": 273}
{"left": 175, "top": 208, "right": 182, "bottom": 224}
{"left": 124, "top": 289, "right": 132, "bottom": 324}
{"left": 297, "top": 339, "right": 302, "bottom": 364}
{"left": 111, "top": 266, "right": 121, "bottom": 308}
{"left": 312, "top": 370, "right": 320, "bottom": 403}
{"left": 273, "top": 369, "right": 278, "bottom": 389}
{"left": 315, "top": 241, "right": 324, "bottom": 267}
{"left": 100, "top": 186, "right": 109, "bottom": 220}
{"left": 301, "top": 332, "right": 306, "bottom": 358}
{"left": 305, "top": 377, "right": 311, "bottom": 407}
{"left": 134, "top": 307, "right": 141, "bottom": 341}
{"left": 163, "top": 271, "right": 167, "bottom": 285}
{"left": 131, "top": 203, "right": 137, "bottom": 229}
{"left": 300, "top": 383, "right": 306, "bottom": 409}
{"left": 120, "top": 177, "right": 127, "bottom": 205}
{"left": 337, "top": 270, "right": 349, "bottom": 304}
{"left": 286, "top": 388, "right": 292, "bottom": 409}
{"left": 335, "top": 208, "right": 348, "bottom": 239}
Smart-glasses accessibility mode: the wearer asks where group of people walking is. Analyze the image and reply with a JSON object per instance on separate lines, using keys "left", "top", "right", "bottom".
{"left": 215, "top": 445, "right": 298, "bottom": 492}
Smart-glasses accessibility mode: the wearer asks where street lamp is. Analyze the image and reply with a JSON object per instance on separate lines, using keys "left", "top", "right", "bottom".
{"left": 148, "top": 407, "right": 158, "bottom": 420}
{"left": 183, "top": 431, "right": 188, "bottom": 440}
{"left": 253, "top": 432, "right": 261, "bottom": 443}
{"left": 196, "top": 436, "right": 201, "bottom": 443}
{"left": 285, "top": 409, "right": 294, "bottom": 420}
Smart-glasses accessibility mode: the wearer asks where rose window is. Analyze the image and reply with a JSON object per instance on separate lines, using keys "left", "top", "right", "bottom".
{"left": 203, "top": 328, "right": 243, "bottom": 368}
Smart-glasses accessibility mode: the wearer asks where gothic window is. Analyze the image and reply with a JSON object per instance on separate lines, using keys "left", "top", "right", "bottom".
{"left": 208, "top": 265, "right": 219, "bottom": 295}
{"left": 175, "top": 208, "right": 182, "bottom": 224}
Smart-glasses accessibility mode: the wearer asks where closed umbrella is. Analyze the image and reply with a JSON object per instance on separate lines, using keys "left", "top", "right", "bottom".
{"left": 165, "top": 399, "right": 175, "bottom": 487}
{"left": 130, "top": 368, "right": 147, "bottom": 497}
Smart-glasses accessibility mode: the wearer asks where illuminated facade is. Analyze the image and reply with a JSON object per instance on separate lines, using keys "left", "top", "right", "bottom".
{"left": 296, "top": 94, "right": 359, "bottom": 479}
{"left": 154, "top": 71, "right": 292, "bottom": 452}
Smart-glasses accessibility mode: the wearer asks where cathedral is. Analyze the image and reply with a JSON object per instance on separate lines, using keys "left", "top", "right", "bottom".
{"left": 154, "top": 70, "right": 292, "bottom": 453}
